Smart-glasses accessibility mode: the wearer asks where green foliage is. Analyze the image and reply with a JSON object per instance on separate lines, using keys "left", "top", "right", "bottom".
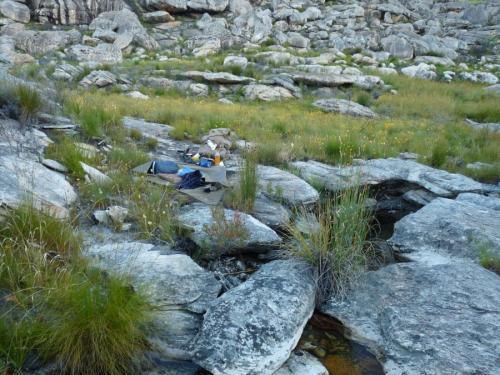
{"left": 129, "top": 129, "right": 143, "bottom": 141}
{"left": 429, "top": 138, "right": 449, "bottom": 167}
{"left": 108, "top": 147, "right": 149, "bottom": 171}
{"left": 226, "top": 152, "right": 258, "bottom": 211}
{"left": 45, "top": 137, "right": 90, "bottom": 179}
{"left": 479, "top": 246, "right": 500, "bottom": 274}
{"left": 355, "top": 91, "right": 372, "bottom": 107}
{"left": 15, "top": 85, "right": 43, "bottom": 125}
{"left": 287, "top": 186, "right": 373, "bottom": 303}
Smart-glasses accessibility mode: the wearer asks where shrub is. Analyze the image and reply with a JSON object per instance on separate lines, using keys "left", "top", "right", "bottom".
{"left": 45, "top": 137, "right": 94, "bottom": 179}
{"left": 129, "top": 129, "right": 143, "bottom": 141}
{"left": 355, "top": 91, "right": 372, "bottom": 107}
{"left": 287, "top": 186, "right": 373, "bottom": 303}
{"left": 145, "top": 137, "right": 159, "bottom": 150}
{"left": 429, "top": 139, "right": 448, "bottom": 167}
{"left": 479, "top": 246, "right": 500, "bottom": 274}
{"left": 226, "top": 152, "right": 258, "bottom": 211}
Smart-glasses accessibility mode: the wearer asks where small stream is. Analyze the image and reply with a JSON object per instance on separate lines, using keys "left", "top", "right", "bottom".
{"left": 299, "top": 314, "right": 384, "bottom": 375}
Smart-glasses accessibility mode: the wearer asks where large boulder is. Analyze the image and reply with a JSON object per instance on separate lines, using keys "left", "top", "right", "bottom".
{"left": 0, "top": 155, "right": 77, "bottom": 218}
{"left": 257, "top": 165, "right": 319, "bottom": 206}
{"left": 381, "top": 35, "right": 413, "bottom": 59}
{"left": 290, "top": 158, "right": 488, "bottom": 197}
{"left": 321, "top": 261, "right": 500, "bottom": 375}
{"left": 89, "top": 9, "right": 159, "bottom": 50}
{"left": 389, "top": 193, "right": 500, "bottom": 264}
{"left": 0, "top": 0, "right": 30, "bottom": 23}
{"left": 141, "top": 0, "right": 228, "bottom": 13}
{"left": 178, "top": 203, "right": 281, "bottom": 253}
{"left": 244, "top": 84, "right": 293, "bottom": 101}
{"left": 67, "top": 43, "right": 122, "bottom": 65}
{"left": 191, "top": 260, "right": 316, "bottom": 375}
{"left": 231, "top": 9, "right": 272, "bottom": 44}
{"left": 181, "top": 71, "right": 255, "bottom": 84}
{"left": 313, "top": 98, "right": 377, "bottom": 118}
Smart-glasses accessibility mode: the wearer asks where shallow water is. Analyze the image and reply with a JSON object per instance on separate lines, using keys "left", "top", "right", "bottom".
{"left": 298, "top": 314, "right": 384, "bottom": 375}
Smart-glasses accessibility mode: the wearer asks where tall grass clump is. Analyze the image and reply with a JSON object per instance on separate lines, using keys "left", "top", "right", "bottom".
{"left": 15, "top": 85, "right": 43, "bottom": 126}
{"left": 287, "top": 186, "right": 373, "bottom": 303}
{"left": 226, "top": 152, "right": 258, "bottom": 211}
{"left": 0, "top": 203, "right": 153, "bottom": 374}
{"left": 45, "top": 137, "right": 89, "bottom": 179}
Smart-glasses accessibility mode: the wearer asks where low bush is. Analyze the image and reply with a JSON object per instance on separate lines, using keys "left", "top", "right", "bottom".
{"left": 287, "top": 186, "right": 373, "bottom": 303}
{"left": 15, "top": 85, "right": 43, "bottom": 125}
{"left": 225, "top": 152, "right": 258, "bottom": 211}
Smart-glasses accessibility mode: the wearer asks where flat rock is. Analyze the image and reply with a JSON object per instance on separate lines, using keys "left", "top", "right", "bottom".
{"left": 251, "top": 193, "right": 290, "bottom": 228}
{"left": 42, "top": 159, "right": 68, "bottom": 173}
{"left": 81, "top": 162, "right": 112, "bottom": 185}
{"left": 0, "top": 0, "right": 30, "bottom": 23}
{"left": 191, "top": 260, "right": 315, "bottom": 375}
{"left": 244, "top": 84, "right": 293, "bottom": 101}
{"left": 67, "top": 43, "right": 123, "bottom": 65}
{"left": 181, "top": 71, "right": 255, "bottom": 84}
{"left": 178, "top": 203, "right": 281, "bottom": 253}
{"left": 389, "top": 193, "right": 500, "bottom": 264}
{"left": 274, "top": 351, "right": 328, "bottom": 375}
{"left": 79, "top": 70, "right": 117, "bottom": 88}
{"left": 313, "top": 98, "right": 377, "bottom": 118}
{"left": 123, "top": 117, "right": 173, "bottom": 140}
{"left": 0, "top": 155, "right": 76, "bottom": 218}
{"left": 321, "top": 261, "right": 500, "bottom": 375}
{"left": 85, "top": 242, "right": 221, "bottom": 313}
{"left": 257, "top": 165, "right": 319, "bottom": 206}
{"left": 290, "top": 158, "right": 488, "bottom": 197}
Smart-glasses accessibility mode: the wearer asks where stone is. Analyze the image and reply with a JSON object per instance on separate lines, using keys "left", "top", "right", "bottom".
{"left": 257, "top": 165, "right": 319, "bottom": 206}
{"left": 313, "top": 98, "right": 377, "bottom": 118}
{"left": 192, "top": 38, "right": 221, "bottom": 57}
{"left": 52, "top": 63, "right": 83, "bottom": 81}
{"left": 191, "top": 260, "right": 316, "bottom": 375}
{"left": 42, "top": 159, "right": 68, "bottom": 173}
{"left": 484, "top": 84, "right": 500, "bottom": 95}
{"left": 9, "top": 29, "right": 81, "bottom": 56}
{"left": 254, "top": 51, "right": 300, "bottom": 66}
{"left": 251, "top": 193, "right": 290, "bottom": 228}
{"left": 67, "top": 43, "right": 123, "bottom": 65}
{"left": 123, "top": 117, "right": 173, "bottom": 140}
{"left": 401, "top": 63, "right": 437, "bottom": 80}
{"left": 0, "top": 35, "right": 34, "bottom": 65}
{"left": 0, "top": 0, "right": 30, "bottom": 23}
{"left": 93, "top": 205, "right": 128, "bottom": 228}
{"left": 177, "top": 203, "right": 281, "bottom": 253}
{"left": 389, "top": 193, "right": 500, "bottom": 264}
{"left": 223, "top": 55, "right": 248, "bottom": 68}
{"left": 464, "top": 119, "right": 500, "bottom": 133}
{"left": 459, "top": 71, "right": 498, "bottom": 85}
{"left": 79, "top": 70, "right": 117, "bottom": 88}
{"left": 80, "top": 162, "right": 112, "bottom": 185}
{"left": 187, "top": 0, "right": 228, "bottom": 13}
{"left": 381, "top": 35, "right": 413, "bottom": 59}
{"left": 244, "top": 84, "right": 293, "bottom": 101}
{"left": 86, "top": 242, "right": 221, "bottom": 313}
{"left": 0, "top": 155, "right": 77, "bottom": 218}
{"left": 286, "top": 32, "right": 310, "bottom": 49}
{"left": 232, "top": 9, "right": 272, "bottom": 44}
{"left": 321, "top": 261, "right": 500, "bottom": 375}
{"left": 290, "top": 158, "right": 489, "bottom": 197}
{"left": 274, "top": 351, "right": 328, "bottom": 375}
{"left": 181, "top": 71, "right": 254, "bottom": 84}
{"left": 143, "top": 10, "right": 175, "bottom": 23}
{"left": 126, "top": 91, "right": 150, "bottom": 100}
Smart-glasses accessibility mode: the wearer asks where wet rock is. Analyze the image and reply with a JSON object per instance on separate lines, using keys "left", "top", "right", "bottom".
{"left": 0, "top": 155, "right": 77, "bottom": 218}
{"left": 290, "top": 158, "right": 487, "bottom": 197}
{"left": 321, "top": 261, "right": 500, "bottom": 375}
{"left": 0, "top": 0, "right": 30, "bottom": 23}
{"left": 313, "top": 98, "right": 377, "bottom": 118}
{"left": 178, "top": 203, "right": 281, "bottom": 253}
{"left": 257, "top": 165, "right": 319, "bottom": 206}
{"left": 389, "top": 193, "right": 500, "bottom": 264}
{"left": 244, "top": 84, "right": 293, "bottom": 101}
{"left": 191, "top": 260, "right": 315, "bottom": 375}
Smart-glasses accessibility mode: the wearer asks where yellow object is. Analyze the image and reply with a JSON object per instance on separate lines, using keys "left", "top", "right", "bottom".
{"left": 192, "top": 153, "right": 200, "bottom": 162}
{"left": 214, "top": 152, "right": 221, "bottom": 166}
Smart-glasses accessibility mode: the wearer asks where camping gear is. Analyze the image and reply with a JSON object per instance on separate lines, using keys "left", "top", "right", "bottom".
{"left": 214, "top": 152, "right": 221, "bottom": 166}
{"left": 178, "top": 166, "right": 195, "bottom": 177}
{"left": 148, "top": 160, "right": 178, "bottom": 174}
{"left": 199, "top": 158, "right": 213, "bottom": 168}
{"left": 177, "top": 170, "right": 204, "bottom": 189}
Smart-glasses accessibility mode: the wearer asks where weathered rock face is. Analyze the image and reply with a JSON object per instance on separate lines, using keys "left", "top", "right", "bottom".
{"left": 244, "top": 84, "right": 293, "bottom": 101}
{"left": 274, "top": 351, "right": 328, "bottom": 375}
{"left": 89, "top": 9, "right": 159, "bottom": 50}
{"left": 313, "top": 98, "right": 377, "bottom": 118}
{"left": 181, "top": 71, "right": 254, "bottom": 84}
{"left": 290, "top": 158, "right": 489, "bottom": 197}
{"left": 141, "top": 0, "right": 228, "bottom": 13}
{"left": 389, "top": 193, "right": 500, "bottom": 264}
{"left": 191, "top": 260, "right": 316, "bottom": 375}
{"left": 0, "top": 0, "right": 30, "bottom": 23}
{"left": 251, "top": 193, "right": 290, "bottom": 229}
{"left": 67, "top": 43, "right": 122, "bottom": 65}
{"left": 9, "top": 29, "right": 82, "bottom": 56}
{"left": 257, "top": 165, "right": 319, "bottom": 206}
{"left": 321, "top": 261, "right": 500, "bottom": 375}
{"left": 79, "top": 69, "right": 117, "bottom": 87}
{"left": 33, "top": 0, "right": 127, "bottom": 25}
{"left": 178, "top": 203, "right": 281, "bottom": 254}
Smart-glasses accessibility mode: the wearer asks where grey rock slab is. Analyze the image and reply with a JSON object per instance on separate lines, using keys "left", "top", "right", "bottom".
{"left": 321, "top": 261, "right": 500, "bottom": 375}
{"left": 85, "top": 242, "right": 221, "bottom": 314}
{"left": 42, "top": 159, "right": 68, "bottom": 173}
{"left": 0, "top": 155, "right": 76, "bottom": 218}
{"left": 290, "top": 72, "right": 356, "bottom": 87}
{"left": 244, "top": 84, "right": 293, "bottom": 101}
{"left": 181, "top": 71, "right": 255, "bottom": 84}
{"left": 79, "top": 70, "right": 117, "bottom": 88}
{"left": 257, "top": 165, "right": 319, "bottom": 206}
{"left": 274, "top": 350, "right": 328, "bottom": 375}
{"left": 0, "top": 0, "right": 30, "bottom": 23}
{"left": 143, "top": 10, "right": 175, "bottom": 23}
{"left": 178, "top": 203, "right": 281, "bottom": 253}
{"left": 123, "top": 117, "right": 173, "bottom": 140}
{"left": 67, "top": 43, "right": 123, "bottom": 65}
{"left": 251, "top": 193, "right": 290, "bottom": 229}
{"left": 389, "top": 194, "right": 500, "bottom": 264}
{"left": 290, "top": 158, "right": 487, "bottom": 197}
{"left": 313, "top": 98, "right": 377, "bottom": 118}
{"left": 191, "top": 260, "right": 316, "bottom": 375}
{"left": 80, "top": 162, "right": 112, "bottom": 185}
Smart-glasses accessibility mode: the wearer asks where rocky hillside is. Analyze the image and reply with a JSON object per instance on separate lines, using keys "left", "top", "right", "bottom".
{"left": 0, "top": 0, "right": 499, "bottom": 374}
